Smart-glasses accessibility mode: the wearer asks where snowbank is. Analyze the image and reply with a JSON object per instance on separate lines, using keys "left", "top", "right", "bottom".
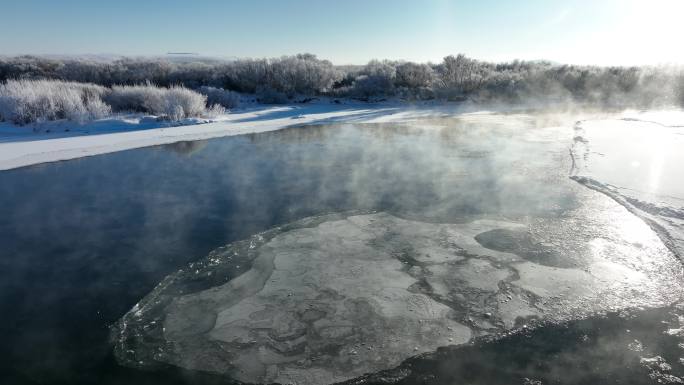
{"left": 0, "top": 102, "right": 475, "bottom": 171}
{"left": 4, "top": 103, "right": 680, "bottom": 172}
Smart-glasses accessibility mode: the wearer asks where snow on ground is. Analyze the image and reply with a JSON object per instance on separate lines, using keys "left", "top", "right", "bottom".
{"left": 2, "top": 102, "right": 682, "bottom": 171}
{"left": 570, "top": 110, "right": 684, "bottom": 260}
{"left": 0, "top": 101, "right": 486, "bottom": 171}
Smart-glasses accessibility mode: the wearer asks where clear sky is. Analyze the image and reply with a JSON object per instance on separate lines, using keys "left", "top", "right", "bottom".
{"left": 1, "top": 0, "right": 682, "bottom": 66}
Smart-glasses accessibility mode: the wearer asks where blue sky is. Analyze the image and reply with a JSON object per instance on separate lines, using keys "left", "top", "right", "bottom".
{"left": 1, "top": 0, "right": 682, "bottom": 65}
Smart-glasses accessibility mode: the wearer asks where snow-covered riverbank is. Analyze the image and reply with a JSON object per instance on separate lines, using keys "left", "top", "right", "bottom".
{"left": 0, "top": 102, "right": 485, "bottom": 171}
{"left": 1, "top": 103, "right": 682, "bottom": 171}
{"left": 570, "top": 111, "right": 684, "bottom": 260}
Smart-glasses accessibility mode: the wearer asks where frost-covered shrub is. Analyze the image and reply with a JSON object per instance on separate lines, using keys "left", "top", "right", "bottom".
{"left": 0, "top": 79, "right": 225, "bottom": 126}
{"left": 256, "top": 86, "right": 289, "bottom": 104}
{"left": 395, "top": 86, "right": 435, "bottom": 101}
{"left": 268, "top": 54, "right": 342, "bottom": 95}
{"left": 101, "top": 84, "right": 150, "bottom": 113}
{"left": 198, "top": 86, "right": 240, "bottom": 109}
{"left": 395, "top": 62, "right": 435, "bottom": 89}
{"left": 675, "top": 73, "right": 684, "bottom": 107}
{"left": 203, "top": 103, "right": 226, "bottom": 119}
{"left": 105, "top": 84, "right": 210, "bottom": 120}
{"left": 347, "top": 60, "right": 397, "bottom": 98}
{"left": 351, "top": 75, "right": 394, "bottom": 98}
{"left": 0, "top": 79, "right": 110, "bottom": 125}
{"left": 221, "top": 54, "right": 342, "bottom": 95}
{"left": 163, "top": 86, "right": 208, "bottom": 119}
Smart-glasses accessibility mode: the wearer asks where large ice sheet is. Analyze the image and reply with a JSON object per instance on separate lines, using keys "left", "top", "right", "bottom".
{"left": 113, "top": 205, "right": 682, "bottom": 384}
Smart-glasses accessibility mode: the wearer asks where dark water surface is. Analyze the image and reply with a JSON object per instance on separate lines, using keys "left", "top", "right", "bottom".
{"left": 351, "top": 305, "right": 684, "bottom": 385}
{"left": 0, "top": 116, "right": 681, "bottom": 384}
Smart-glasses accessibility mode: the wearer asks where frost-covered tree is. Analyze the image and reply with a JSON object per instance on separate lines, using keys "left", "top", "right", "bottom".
{"left": 395, "top": 62, "right": 435, "bottom": 89}
{"left": 438, "top": 54, "right": 489, "bottom": 93}
{"left": 678, "top": 73, "right": 684, "bottom": 106}
{"left": 217, "top": 54, "right": 341, "bottom": 96}
{"left": 0, "top": 54, "right": 682, "bottom": 107}
{"left": 349, "top": 60, "right": 397, "bottom": 97}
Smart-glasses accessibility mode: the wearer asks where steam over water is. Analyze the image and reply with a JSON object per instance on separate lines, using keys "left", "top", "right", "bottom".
{"left": 1, "top": 111, "right": 683, "bottom": 384}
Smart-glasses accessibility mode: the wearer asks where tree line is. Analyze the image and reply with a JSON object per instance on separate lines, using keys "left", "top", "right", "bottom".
{"left": 1, "top": 53, "right": 682, "bottom": 107}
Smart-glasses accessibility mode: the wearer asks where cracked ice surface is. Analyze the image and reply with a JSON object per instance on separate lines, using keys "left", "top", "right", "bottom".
{"left": 114, "top": 204, "right": 683, "bottom": 384}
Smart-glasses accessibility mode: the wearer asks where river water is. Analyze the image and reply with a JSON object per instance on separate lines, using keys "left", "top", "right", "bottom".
{"left": 1, "top": 110, "right": 682, "bottom": 384}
